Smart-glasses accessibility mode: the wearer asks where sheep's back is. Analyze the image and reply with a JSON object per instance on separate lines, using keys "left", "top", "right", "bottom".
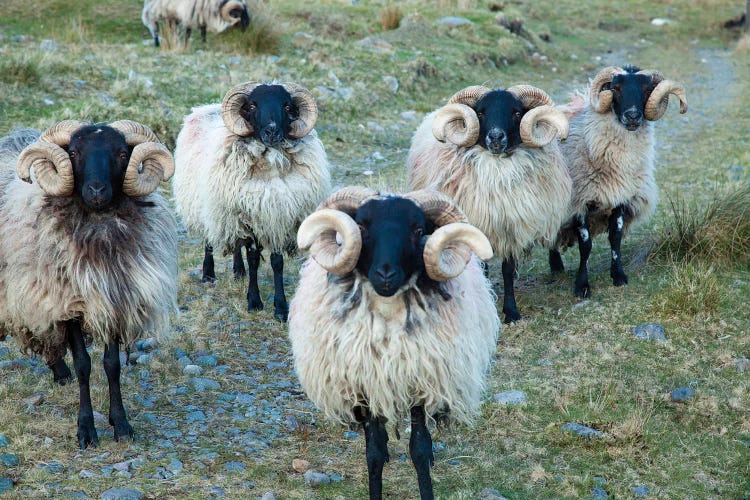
{"left": 289, "top": 260, "right": 500, "bottom": 426}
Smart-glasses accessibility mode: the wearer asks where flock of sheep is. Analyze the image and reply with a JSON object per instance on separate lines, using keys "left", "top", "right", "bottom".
{"left": 0, "top": 48, "right": 687, "bottom": 497}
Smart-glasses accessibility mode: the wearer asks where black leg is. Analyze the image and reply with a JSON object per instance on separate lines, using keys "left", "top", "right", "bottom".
{"left": 549, "top": 248, "right": 565, "bottom": 273}
{"left": 246, "top": 240, "right": 263, "bottom": 311}
{"left": 362, "top": 410, "right": 389, "bottom": 500}
{"left": 184, "top": 26, "right": 192, "bottom": 48}
{"left": 410, "top": 405, "right": 434, "bottom": 500}
{"left": 501, "top": 257, "right": 521, "bottom": 323}
{"left": 153, "top": 21, "right": 160, "bottom": 47}
{"left": 270, "top": 252, "right": 289, "bottom": 322}
{"left": 608, "top": 206, "right": 628, "bottom": 287}
{"left": 48, "top": 356, "right": 72, "bottom": 386}
{"left": 574, "top": 214, "right": 593, "bottom": 298}
{"left": 103, "top": 340, "right": 134, "bottom": 442}
{"left": 233, "top": 240, "right": 246, "bottom": 279}
{"left": 201, "top": 26, "right": 207, "bottom": 43}
{"left": 202, "top": 242, "right": 216, "bottom": 283}
{"left": 67, "top": 320, "right": 98, "bottom": 449}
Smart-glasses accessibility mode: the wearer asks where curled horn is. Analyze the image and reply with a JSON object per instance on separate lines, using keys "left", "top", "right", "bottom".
{"left": 506, "top": 84, "right": 553, "bottom": 110}
{"left": 589, "top": 66, "right": 624, "bottom": 113}
{"left": 16, "top": 120, "right": 87, "bottom": 196}
{"left": 448, "top": 85, "right": 492, "bottom": 108}
{"left": 422, "top": 223, "right": 493, "bottom": 281}
{"left": 297, "top": 209, "right": 362, "bottom": 276}
{"left": 403, "top": 189, "right": 467, "bottom": 227}
{"left": 110, "top": 120, "right": 174, "bottom": 197}
{"left": 432, "top": 104, "right": 480, "bottom": 147}
{"left": 319, "top": 186, "right": 378, "bottom": 215}
{"left": 221, "top": 0, "right": 246, "bottom": 23}
{"left": 221, "top": 81, "right": 262, "bottom": 136}
{"left": 638, "top": 70, "right": 688, "bottom": 121}
{"left": 518, "top": 105, "right": 569, "bottom": 147}
{"left": 282, "top": 83, "right": 318, "bottom": 139}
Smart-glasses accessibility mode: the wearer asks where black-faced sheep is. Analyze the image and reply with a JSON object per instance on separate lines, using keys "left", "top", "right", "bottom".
{"left": 407, "top": 85, "right": 571, "bottom": 323}
{"left": 142, "top": 0, "right": 250, "bottom": 47}
{"left": 549, "top": 65, "right": 688, "bottom": 297}
{"left": 173, "top": 81, "right": 331, "bottom": 321}
{"left": 0, "top": 120, "right": 177, "bottom": 448}
{"left": 289, "top": 187, "right": 500, "bottom": 499}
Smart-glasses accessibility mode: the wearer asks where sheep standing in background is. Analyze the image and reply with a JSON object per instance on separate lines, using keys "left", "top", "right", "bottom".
{"left": 142, "top": 0, "right": 250, "bottom": 47}
{"left": 407, "top": 85, "right": 571, "bottom": 323}
{"left": 290, "top": 187, "right": 499, "bottom": 499}
{"left": 550, "top": 65, "right": 688, "bottom": 297}
{"left": 0, "top": 120, "right": 177, "bottom": 448}
{"left": 173, "top": 82, "right": 331, "bottom": 321}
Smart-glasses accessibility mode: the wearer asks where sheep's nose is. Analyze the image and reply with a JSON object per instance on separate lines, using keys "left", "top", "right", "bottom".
{"left": 486, "top": 129, "right": 508, "bottom": 153}
{"left": 375, "top": 266, "right": 397, "bottom": 284}
{"left": 87, "top": 182, "right": 106, "bottom": 197}
{"left": 260, "top": 124, "right": 281, "bottom": 146}
{"left": 624, "top": 109, "right": 642, "bottom": 122}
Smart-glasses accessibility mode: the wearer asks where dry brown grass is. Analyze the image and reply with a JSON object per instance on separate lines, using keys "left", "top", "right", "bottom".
{"left": 379, "top": 5, "right": 403, "bottom": 31}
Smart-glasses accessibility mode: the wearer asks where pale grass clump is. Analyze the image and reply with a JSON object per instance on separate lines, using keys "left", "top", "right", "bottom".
{"left": 231, "top": 1, "right": 281, "bottom": 54}
{"left": 379, "top": 5, "right": 403, "bottom": 31}
{"left": 653, "top": 184, "right": 750, "bottom": 264}
{"left": 649, "top": 261, "right": 721, "bottom": 319}
{"left": 0, "top": 53, "right": 42, "bottom": 86}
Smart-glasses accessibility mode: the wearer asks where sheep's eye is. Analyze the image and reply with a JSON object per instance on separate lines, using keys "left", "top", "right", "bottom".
{"left": 514, "top": 111, "right": 522, "bottom": 119}
{"left": 358, "top": 223, "right": 368, "bottom": 236}
{"left": 612, "top": 84, "right": 622, "bottom": 92}
{"left": 476, "top": 112, "right": 484, "bottom": 119}
{"left": 284, "top": 104, "right": 292, "bottom": 112}
{"left": 247, "top": 103, "right": 256, "bottom": 111}
{"left": 119, "top": 151, "right": 128, "bottom": 160}
{"left": 68, "top": 150, "right": 77, "bottom": 159}
{"left": 413, "top": 227, "right": 423, "bottom": 238}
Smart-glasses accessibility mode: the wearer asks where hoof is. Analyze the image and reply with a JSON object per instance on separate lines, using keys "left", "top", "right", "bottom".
{"left": 612, "top": 273, "right": 628, "bottom": 287}
{"left": 503, "top": 311, "right": 522, "bottom": 324}
{"left": 247, "top": 297, "right": 264, "bottom": 312}
{"left": 274, "top": 309, "right": 288, "bottom": 323}
{"left": 77, "top": 420, "right": 99, "bottom": 449}
{"left": 574, "top": 284, "right": 591, "bottom": 298}
{"left": 113, "top": 421, "right": 135, "bottom": 443}
{"left": 55, "top": 375, "right": 73, "bottom": 386}
{"left": 233, "top": 270, "right": 247, "bottom": 280}
{"left": 201, "top": 275, "right": 216, "bottom": 284}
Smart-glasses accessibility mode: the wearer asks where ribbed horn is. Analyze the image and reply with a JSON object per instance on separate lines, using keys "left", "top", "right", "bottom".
{"left": 283, "top": 83, "right": 318, "bottom": 139}
{"left": 403, "top": 189, "right": 467, "bottom": 227}
{"left": 221, "top": 0, "right": 246, "bottom": 23}
{"left": 423, "top": 223, "right": 493, "bottom": 281}
{"left": 298, "top": 209, "right": 362, "bottom": 276}
{"left": 589, "top": 66, "right": 624, "bottom": 113}
{"left": 507, "top": 84, "right": 553, "bottom": 110}
{"left": 122, "top": 142, "right": 174, "bottom": 197}
{"left": 221, "top": 81, "right": 262, "bottom": 136}
{"left": 17, "top": 120, "right": 86, "bottom": 196}
{"left": 641, "top": 72, "right": 688, "bottom": 121}
{"left": 109, "top": 119, "right": 159, "bottom": 145}
{"left": 448, "top": 85, "right": 492, "bottom": 107}
{"left": 432, "top": 104, "right": 480, "bottom": 147}
{"left": 320, "top": 186, "right": 379, "bottom": 216}
{"left": 519, "top": 105, "right": 569, "bottom": 147}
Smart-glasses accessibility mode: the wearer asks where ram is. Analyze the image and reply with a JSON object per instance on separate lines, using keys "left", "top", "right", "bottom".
{"left": 549, "top": 65, "right": 688, "bottom": 297}
{"left": 173, "top": 81, "right": 331, "bottom": 321}
{"left": 407, "top": 85, "right": 571, "bottom": 323}
{"left": 289, "top": 187, "right": 500, "bottom": 499}
{"left": 142, "top": 0, "right": 250, "bottom": 47}
{"left": 0, "top": 120, "right": 177, "bottom": 448}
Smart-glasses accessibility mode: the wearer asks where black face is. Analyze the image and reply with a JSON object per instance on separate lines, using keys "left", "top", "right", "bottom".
{"left": 68, "top": 125, "right": 128, "bottom": 210}
{"left": 606, "top": 66, "right": 656, "bottom": 131}
{"left": 354, "top": 198, "right": 431, "bottom": 297}
{"left": 240, "top": 85, "right": 297, "bottom": 147}
{"left": 475, "top": 90, "right": 524, "bottom": 155}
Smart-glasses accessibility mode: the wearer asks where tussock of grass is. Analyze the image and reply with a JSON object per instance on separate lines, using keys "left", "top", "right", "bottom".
{"left": 649, "top": 261, "right": 721, "bottom": 318}
{"left": 232, "top": 1, "right": 282, "bottom": 54}
{"left": 0, "top": 55, "right": 42, "bottom": 86}
{"left": 379, "top": 5, "right": 403, "bottom": 31}
{"left": 653, "top": 184, "right": 750, "bottom": 264}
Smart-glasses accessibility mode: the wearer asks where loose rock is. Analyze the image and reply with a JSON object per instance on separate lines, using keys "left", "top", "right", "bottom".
{"left": 632, "top": 323, "right": 667, "bottom": 341}
{"left": 260, "top": 493, "right": 276, "bottom": 500}
{"left": 24, "top": 392, "right": 45, "bottom": 407}
{"left": 437, "top": 16, "right": 473, "bottom": 28}
{"left": 183, "top": 364, "right": 203, "bottom": 375}
{"left": 631, "top": 485, "right": 649, "bottom": 497}
{"left": 561, "top": 422, "right": 604, "bottom": 439}
{"left": 670, "top": 387, "right": 695, "bottom": 402}
{"left": 493, "top": 390, "right": 526, "bottom": 405}
{"left": 224, "top": 461, "right": 245, "bottom": 473}
{"left": 292, "top": 32, "right": 315, "bottom": 49}
{"left": 292, "top": 458, "right": 310, "bottom": 473}
{"left": 0, "top": 477, "right": 13, "bottom": 494}
{"left": 0, "top": 434, "right": 8, "bottom": 447}
{"left": 0, "top": 454, "right": 19, "bottom": 467}
{"left": 479, "top": 488, "right": 509, "bottom": 500}
{"left": 735, "top": 358, "right": 750, "bottom": 372}
{"left": 189, "top": 378, "right": 220, "bottom": 392}
{"left": 356, "top": 37, "right": 394, "bottom": 54}
{"left": 382, "top": 76, "right": 399, "bottom": 93}
{"left": 99, "top": 488, "right": 143, "bottom": 500}
{"left": 303, "top": 470, "right": 331, "bottom": 486}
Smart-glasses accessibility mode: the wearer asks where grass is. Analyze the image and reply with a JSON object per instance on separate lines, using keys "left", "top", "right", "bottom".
{"left": 1, "top": 0, "right": 750, "bottom": 498}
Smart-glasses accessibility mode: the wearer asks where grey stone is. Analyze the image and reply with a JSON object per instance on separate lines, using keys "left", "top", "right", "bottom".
{"left": 343, "top": 431, "right": 359, "bottom": 439}
{"left": 177, "top": 356, "right": 193, "bottom": 370}
{"left": 139, "top": 370, "right": 150, "bottom": 381}
{"left": 173, "top": 348, "right": 188, "bottom": 359}
{"left": 78, "top": 469, "right": 96, "bottom": 478}
{"left": 163, "top": 429, "right": 183, "bottom": 439}
{"left": 138, "top": 338, "right": 158, "bottom": 352}
{"left": 208, "top": 486, "right": 226, "bottom": 497}
{"left": 0, "top": 434, "right": 8, "bottom": 447}
{"left": 670, "top": 386, "right": 694, "bottom": 402}
{"left": 330, "top": 473, "right": 343, "bottom": 482}
{"left": 39, "top": 39, "right": 58, "bottom": 51}
{"left": 183, "top": 364, "right": 203, "bottom": 375}
{"left": 260, "top": 493, "right": 276, "bottom": 500}
{"left": 167, "top": 458, "right": 183, "bottom": 473}
{"left": 135, "top": 353, "right": 151, "bottom": 366}
{"left": 74, "top": 80, "right": 87, "bottom": 87}
{"left": 382, "top": 76, "right": 399, "bottom": 93}
{"left": 631, "top": 485, "right": 649, "bottom": 497}
{"left": 591, "top": 486, "right": 608, "bottom": 499}
{"left": 186, "top": 410, "right": 206, "bottom": 423}
{"left": 356, "top": 37, "right": 394, "bottom": 54}
{"left": 303, "top": 470, "right": 331, "bottom": 486}
{"left": 291, "top": 32, "right": 315, "bottom": 49}
{"left": 224, "top": 461, "right": 245, "bottom": 472}
{"left": 437, "top": 16, "right": 473, "bottom": 28}
{"left": 0, "top": 360, "right": 24, "bottom": 371}
{"left": 493, "top": 390, "right": 527, "bottom": 405}
{"left": 561, "top": 422, "right": 604, "bottom": 439}
{"left": 40, "top": 461, "right": 64, "bottom": 474}
{"left": 632, "top": 323, "right": 667, "bottom": 341}
{"left": 400, "top": 110, "right": 417, "bottom": 121}
{"left": 66, "top": 492, "right": 88, "bottom": 499}
{"left": 24, "top": 392, "right": 45, "bottom": 407}
{"left": 0, "top": 478, "right": 13, "bottom": 494}
{"left": 735, "top": 358, "right": 750, "bottom": 372}
{"left": 1, "top": 454, "right": 18, "bottom": 466}
{"left": 367, "top": 121, "right": 385, "bottom": 133}
{"left": 189, "top": 377, "right": 220, "bottom": 392}
{"left": 99, "top": 488, "right": 143, "bottom": 500}
{"left": 196, "top": 355, "right": 218, "bottom": 367}
{"left": 112, "top": 460, "right": 131, "bottom": 472}
{"left": 593, "top": 477, "right": 607, "bottom": 486}
{"left": 479, "top": 488, "right": 508, "bottom": 500}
